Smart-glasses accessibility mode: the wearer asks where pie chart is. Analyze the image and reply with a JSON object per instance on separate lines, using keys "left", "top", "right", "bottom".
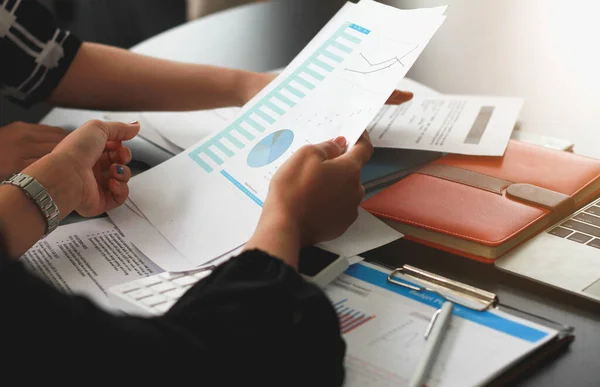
{"left": 247, "top": 129, "right": 295, "bottom": 168}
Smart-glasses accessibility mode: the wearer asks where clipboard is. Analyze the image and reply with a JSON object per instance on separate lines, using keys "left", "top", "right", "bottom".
{"left": 385, "top": 264, "right": 575, "bottom": 386}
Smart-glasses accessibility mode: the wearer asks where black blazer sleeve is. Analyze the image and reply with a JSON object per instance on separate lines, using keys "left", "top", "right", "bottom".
{"left": 0, "top": 248, "right": 346, "bottom": 386}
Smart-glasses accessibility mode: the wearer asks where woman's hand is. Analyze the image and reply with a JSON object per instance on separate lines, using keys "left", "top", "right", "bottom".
{"left": 0, "top": 122, "right": 68, "bottom": 181}
{"left": 245, "top": 133, "right": 374, "bottom": 268}
{"left": 0, "top": 120, "right": 139, "bottom": 258}
{"left": 242, "top": 72, "right": 414, "bottom": 105}
{"left": 23, "top": 120, "right": 140, "bottom": 218}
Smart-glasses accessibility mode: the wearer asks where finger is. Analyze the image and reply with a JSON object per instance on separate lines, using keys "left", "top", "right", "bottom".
{"left": 105, "top": 140, "right": 122, "bottom": 151}
{"left": 385, "top": 90, "right": 413, "bottom": 105}
{"left": 339, "top": 133, "right": 374, "bottom": 167}
{"left": 109, "top": 164, "right": 131, "bottom": 183}
{"left": 53, "top": 120, "right": 140, "bottom": 167}
{"left": 361, "top": 130, "right": 371, "bottom": 142}
{"left": 109, "top": 146, "right": 132, "bottom": 165}
{"left": 313, "top": 136, "right": 347, "bottom": 161}
{"left": 107, "top": 179, "right": 129, "bottom": 209}
{"left": 87, "top": 120, "right": 140, "bottom": 142}
{"left": 97, "top": 152, "right": 112, "bottom": 172}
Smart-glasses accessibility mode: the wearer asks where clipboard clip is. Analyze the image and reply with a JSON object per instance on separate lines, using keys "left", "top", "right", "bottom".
{"left": 386, "top": 264, "right": 574, "bottom": 334}
{"left": 387, "top": 265, "right": 498, "bottom": 311}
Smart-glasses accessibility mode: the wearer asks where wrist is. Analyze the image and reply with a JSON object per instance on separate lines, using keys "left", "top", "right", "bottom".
{"left": 246, "top": 205, "right": 303, "bottom": 268}
{"left": 0, "top": 185, "right": 47, "bottom": 258}
{"left": 21, "top": 153, "right": 84, "bottom": 220}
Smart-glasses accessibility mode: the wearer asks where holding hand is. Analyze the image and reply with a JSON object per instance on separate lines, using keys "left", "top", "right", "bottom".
{"left": 245, "top": 132, "right": 374, "bottom": 268}
{"left": 0, "top": 120, "right": 139, "bottom": 258}
{"left": 0, "top": 122, "right": 68, "bottom": 181}
{"left": 23, "top": 120, "right": 139, "bottom": 218}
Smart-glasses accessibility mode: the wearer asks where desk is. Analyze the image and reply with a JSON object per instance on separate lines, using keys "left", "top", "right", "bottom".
{"left": 43, "top": 1, "right": 599, "bottom": 385}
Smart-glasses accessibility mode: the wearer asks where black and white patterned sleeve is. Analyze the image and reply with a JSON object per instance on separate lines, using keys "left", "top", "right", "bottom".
{"left": 0, "top": 0, "right": 81, "bottom": 107}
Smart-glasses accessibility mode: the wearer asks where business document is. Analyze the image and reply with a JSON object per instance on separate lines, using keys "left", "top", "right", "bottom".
{"left": 126, "top": 0, "right": 447, "bottom": 266}
{"left": 327, "top": 262, "right": 558, "bottom": 387}
{"left": 368, "top": 95, "right": 523, "bottom": 156}
{"left": 20, "top": 218, "right": 162, "bottom": 311}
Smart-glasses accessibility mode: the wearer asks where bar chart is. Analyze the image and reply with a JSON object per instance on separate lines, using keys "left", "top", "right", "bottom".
{"left": 188, "top": 22, "right": 371, "bottom": 172}
{"left": 335, "top": 299, "right": 376, "bottom": 334}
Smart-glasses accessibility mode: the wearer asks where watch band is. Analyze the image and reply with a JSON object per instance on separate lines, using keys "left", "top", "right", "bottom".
{"left": 1, "top": 173, "right": 60, "bottom": 236}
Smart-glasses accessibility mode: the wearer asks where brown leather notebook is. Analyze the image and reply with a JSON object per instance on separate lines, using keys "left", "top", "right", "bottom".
{"left": 361, "top": 140, "right": 600, "bottom": 262}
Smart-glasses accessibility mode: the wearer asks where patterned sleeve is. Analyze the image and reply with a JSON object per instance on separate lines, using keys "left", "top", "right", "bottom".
{"left": 0, "top": 0, "right": 81, "bottom": 107}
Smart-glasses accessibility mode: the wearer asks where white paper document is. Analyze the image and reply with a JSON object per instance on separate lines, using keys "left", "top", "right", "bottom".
{"left": 127, "top": 0, "right": 446, "bottom": 266}
{"left": 141, "top": 107, "right": 241, "bottom": 151}
{"left": 104, "top": 112, "right": 183, "bottom": 155}
{"left": 108, "top": 202, "right": 243, "bottom": 272}
{"left": 368, "top": 95, "right": 523, "bottom": 155}
{"left": 20, "top": 218, "right": 163, "bottom": 311}
{"left": 109, "top": 196, "right": 401, "bottom": 271}
{"left": 319, "top": 208, "right": 402, "bottom": 258}
{"left": 129, "top": 77, "right": 437, "bottom": 152}
{"left": 327, "top": 262, "right": 559, "bottom": 387}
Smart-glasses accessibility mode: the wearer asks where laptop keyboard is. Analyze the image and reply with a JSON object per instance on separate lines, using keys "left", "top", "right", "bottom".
{"left": 548, "top": 197, "right": 600, "bottom": 249}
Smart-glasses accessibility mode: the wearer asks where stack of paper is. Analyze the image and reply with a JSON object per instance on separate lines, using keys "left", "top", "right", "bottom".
{"left": 103, "top": 0, "right": 448, "bottom": 272}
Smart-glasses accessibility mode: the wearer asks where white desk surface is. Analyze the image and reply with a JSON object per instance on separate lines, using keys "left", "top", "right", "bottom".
{"left": 42, "top": 1, "right": 600, "bottom": 386}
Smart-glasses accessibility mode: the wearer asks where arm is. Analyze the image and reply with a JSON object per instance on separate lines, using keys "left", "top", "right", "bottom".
{"left": 3, "top": 1, "right": 412, "bottom": 112}
{"left": 49, "top": 42, "right": 273, "bottom": 111}
{"left": 48, "top": 43, "right": 413, "bottom": 112}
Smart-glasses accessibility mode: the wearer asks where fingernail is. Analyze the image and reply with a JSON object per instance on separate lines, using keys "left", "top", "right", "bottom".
{"left": 116, "top": 165, "right": 124, "bottom": 175}
{"left": 129, "top": 120, "right": 139, "bottom": 125}
{"left": 333, "top": 136, "right": 347, "bottom": 147}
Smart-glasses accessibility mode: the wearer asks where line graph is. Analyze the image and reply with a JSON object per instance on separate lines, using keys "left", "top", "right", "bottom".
{"left": 344, "top": 43, "right": 419, "bottom": 75}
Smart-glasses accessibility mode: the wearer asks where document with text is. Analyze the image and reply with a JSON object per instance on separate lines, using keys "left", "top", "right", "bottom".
{"left": 20, "top": 218, "right": 163, "bottom": 311}
{"left": 327, "top": 262, "right": 559, "bottom": 387}
{"left": 127, "top": 0, "right": 446, "bottom": 266}
{"left": 368, "top": 95, "right": 523, "bottom": 156}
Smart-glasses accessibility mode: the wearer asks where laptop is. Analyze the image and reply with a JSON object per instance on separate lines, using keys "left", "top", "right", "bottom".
{"left": 495, "top": 196, "right": 600, "bottom": 303}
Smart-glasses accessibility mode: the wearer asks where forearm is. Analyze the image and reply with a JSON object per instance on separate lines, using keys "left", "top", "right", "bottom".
{"left": 0, "top": 185, "right": 46, "bottom": 259}
{"left": 0, "top": 154, "right": 80, "bottom": 258}
{"left": 244, "top": 211, "right": 302, "bottom": 269}
{"left": 49, "top": 42, "right": 265, "bottom": 111}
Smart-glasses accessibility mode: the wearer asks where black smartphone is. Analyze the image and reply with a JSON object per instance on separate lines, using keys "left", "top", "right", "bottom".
{"left": 298, "top": 246, "right": 348, "bottom": 286}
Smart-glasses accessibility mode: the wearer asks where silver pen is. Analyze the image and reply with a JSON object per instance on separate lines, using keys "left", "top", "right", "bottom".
{"left": 409, "top": 301, "right": 454, "bottom": 387}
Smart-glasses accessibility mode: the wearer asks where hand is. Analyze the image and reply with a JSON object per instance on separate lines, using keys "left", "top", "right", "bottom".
{"left": 22, "top": 120, "right": 140, "bottom": 218}
{"left": 245, "top": 132, "right": 374, "bottom": 268}
{"left": 0, "top": 121, "right": 68, "bottom": 181}
{"left": 242, "top": 72, "right": 414, "bottom": 105}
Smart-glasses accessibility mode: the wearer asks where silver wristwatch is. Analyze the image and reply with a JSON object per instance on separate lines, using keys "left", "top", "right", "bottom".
{"left": 1, "top": 173, "right": 60, "bottom": 236}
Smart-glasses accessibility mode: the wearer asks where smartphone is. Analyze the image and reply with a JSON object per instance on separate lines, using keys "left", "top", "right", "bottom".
{"left": 298, "top": 246, "right": 349, "bottom": 287}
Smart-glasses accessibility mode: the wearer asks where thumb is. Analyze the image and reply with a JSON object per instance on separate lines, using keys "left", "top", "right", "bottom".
{"left": 54, "top": 120, "right": 140, "bottom": 166}
{"left": 313, "top": 136, "right": 347, "bottom": 161}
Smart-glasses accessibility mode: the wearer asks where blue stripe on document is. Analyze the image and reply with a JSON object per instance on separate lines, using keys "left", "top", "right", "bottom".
{"left": 344, "top": 264, "right": 549, "bottom": 343}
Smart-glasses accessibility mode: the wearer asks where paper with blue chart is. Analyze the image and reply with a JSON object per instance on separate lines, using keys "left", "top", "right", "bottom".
{"left": 127, "top": 0, "right": 447, "bottom": 266}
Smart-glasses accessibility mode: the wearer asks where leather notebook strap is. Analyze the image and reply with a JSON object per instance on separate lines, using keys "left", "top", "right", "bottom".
{"left": 415, "top": 164, "right": 576, "bottom": 218}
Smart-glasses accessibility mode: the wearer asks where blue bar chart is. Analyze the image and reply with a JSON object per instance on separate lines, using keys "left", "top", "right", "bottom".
{"left": 189, "top": 22, "right": 371, "bottom": 172}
